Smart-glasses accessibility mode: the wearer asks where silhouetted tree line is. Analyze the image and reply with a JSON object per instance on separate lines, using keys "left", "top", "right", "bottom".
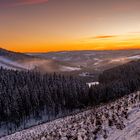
{"left": 99, "top": 60, "right": 140, "bottom": 84}
{"left": 1, "top": 60, "right": 140, "bottom": 134}
{"left": 0, "top": 67, "right": 89, "bottom": 133}
{"left": 89, "top": 60, "right": 140, "bottom": 105}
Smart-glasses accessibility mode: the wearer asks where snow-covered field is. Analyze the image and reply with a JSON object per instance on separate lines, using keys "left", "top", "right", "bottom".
{"left": 0, "top": 57, "right": 26, "bottom": 70}
{"left": 0, "top": 56, "right": 81, "bottom": 72}
{"left": 1, "top": 91, "right": 140, "bottom": 140}
{"left": 60, "top": 66, "right": 81, "bottom": 72}
{"left": 87, "top": 82, "right": 99, "bottom": 87}
{"left": 128, "top": 55, "right": 140, "bottom": 60}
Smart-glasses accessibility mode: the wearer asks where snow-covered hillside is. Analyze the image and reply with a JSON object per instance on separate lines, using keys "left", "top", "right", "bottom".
{"left": 1, "top": 91, "right": 140, "bottom": 140}
{"left": 0, "top": 48, "right": 38, "bottom": 70}
{"left": 0, "top": 56, "right": 27, "bottom": 70}
{"left": 0, "top": 48, "right": 80, "bottom": 72}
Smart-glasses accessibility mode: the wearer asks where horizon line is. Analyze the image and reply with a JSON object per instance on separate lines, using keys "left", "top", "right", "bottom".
{"left": 1, "top": 47, "right": 140, "bottom": 54}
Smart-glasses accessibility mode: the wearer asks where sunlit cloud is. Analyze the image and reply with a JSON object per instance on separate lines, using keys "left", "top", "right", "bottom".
{"left": 95, "top": 35, "right": 117, "bottom": 39}
{"left": 79, "top": 35, "right": 118, "bottom": 43}
{"left": 0, "top": 0, "right": 48, "bottom": 7}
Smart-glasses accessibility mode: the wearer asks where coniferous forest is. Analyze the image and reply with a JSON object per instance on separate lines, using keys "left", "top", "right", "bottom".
{"left": 1, "top": 60, "right": 140, "bottom": 135}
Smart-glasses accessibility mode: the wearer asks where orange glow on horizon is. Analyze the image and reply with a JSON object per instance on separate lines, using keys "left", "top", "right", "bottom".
{"left": 2, "top": 33, "right": 140, "bottom": 53}
{"left": 0, "top": 0, "right": 140, "bottom": 52}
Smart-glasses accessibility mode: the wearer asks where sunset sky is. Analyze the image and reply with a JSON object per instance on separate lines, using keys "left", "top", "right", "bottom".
{"left": 0, "top": 0, "right": 140, "bottom": 52}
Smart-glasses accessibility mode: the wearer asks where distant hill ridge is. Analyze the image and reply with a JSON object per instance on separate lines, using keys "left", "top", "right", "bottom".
{"left": 0, "top": 48, "right": 35, "bottom": 60}
{"left": 0, "top": 48, "right": 80, "bottom": 72}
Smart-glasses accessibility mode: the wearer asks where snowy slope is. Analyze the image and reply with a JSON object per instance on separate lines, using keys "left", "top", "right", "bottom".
{"left": 0, "top": 56, "right": 27, "bottom": 70}
{"left": 0, "top": 48, "right": 80, "bottom": 72}
{"left": 108, "top": 108, "right": 140, "bottom": 140}
{"left": 0, "top": 48, "right": 37, "bottom": 70}
{"left": 1, "top": 91, "right": 140, "bottom": 140}
{"left": 60, "top": 66, "right": 81, "bottom": 72}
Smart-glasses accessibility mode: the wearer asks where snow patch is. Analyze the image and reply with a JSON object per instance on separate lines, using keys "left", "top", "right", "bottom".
{"left": 128, "top": 55, "right": 140, "bottom": 60}
{"left": 110, "top": 58, "right": 126, "bottom": 62}
{"left": 87, "top": 82, "right": 99, "bottom": 87}
{"left": 60, "top": 66, "right": 81, "bottom": 72}
{"left": 0, "top": 57, "right": 26, "bottom": 70}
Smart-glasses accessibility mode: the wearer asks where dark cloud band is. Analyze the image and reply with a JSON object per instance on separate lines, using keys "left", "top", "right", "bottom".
{"left": 0, "top": 0, "right": 48, "bottom": 7}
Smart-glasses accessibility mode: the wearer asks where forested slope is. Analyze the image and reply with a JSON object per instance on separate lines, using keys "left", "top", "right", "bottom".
{"left": 1, "top": 59, "right": 140, "bottom": 137}
{"left": 2, "top": 91, "right": 140, "bottom": 140}
{"left": 0, "top": 67, "right": 88, "bottom": 137}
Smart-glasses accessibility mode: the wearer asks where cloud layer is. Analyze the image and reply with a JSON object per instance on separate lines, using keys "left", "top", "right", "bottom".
{"left": 0, "top": 0, "right": 48, "bottom": 7}
{"left": 95, "top": 35, "right": 117, "bottom": 39}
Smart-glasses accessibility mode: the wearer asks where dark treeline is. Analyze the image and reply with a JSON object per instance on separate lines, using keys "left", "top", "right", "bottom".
{"left": 0, "top": 67, "right": 89, "bottom": 133}
{"left": 1, "top": 60, "right": 140, "bottom": 135}
{"left": 99, "top": 60, "right": 140, "bottom": 84}
{"left": 89, "top": 60, "right": 140, "bottom": 105}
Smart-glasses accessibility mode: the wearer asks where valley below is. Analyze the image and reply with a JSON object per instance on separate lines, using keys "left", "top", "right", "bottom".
{"left": 1, "top": 48, "right": 140, "bottom": 82}
{"left": 1, "top": 48, "right": 140, "bottom": 140}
